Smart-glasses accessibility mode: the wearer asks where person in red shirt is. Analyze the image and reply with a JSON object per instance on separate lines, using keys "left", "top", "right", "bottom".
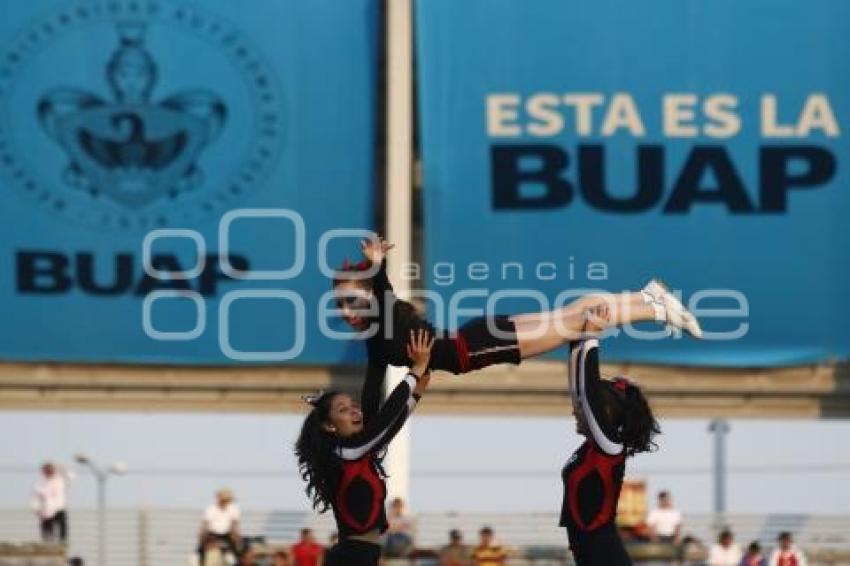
{"left": 291, "top": 528, "right": 324, "bottom": 566}
{"left": 768, "top": 532, "right": 807, "bottom": 566}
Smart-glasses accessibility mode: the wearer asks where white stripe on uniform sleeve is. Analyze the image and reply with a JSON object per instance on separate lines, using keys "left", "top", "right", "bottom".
{"left": 336, "top": 374, "right": 417, "bottom": 461}
{"left": 578, "top": 340, "right": 623, "bottom": 456}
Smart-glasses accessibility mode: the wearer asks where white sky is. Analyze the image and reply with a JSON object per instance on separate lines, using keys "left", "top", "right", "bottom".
{"left": 2, "top": 411, "right": 849, "bottom": 515}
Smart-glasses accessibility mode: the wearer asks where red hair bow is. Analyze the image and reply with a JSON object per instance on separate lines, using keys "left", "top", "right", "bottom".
{"left": 339, "top": 259, "right": 370, "bottom": 271}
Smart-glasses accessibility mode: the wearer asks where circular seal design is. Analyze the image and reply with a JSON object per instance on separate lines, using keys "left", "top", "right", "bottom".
{"left": 0, "top": 0, "right": 284, "bottom": 232}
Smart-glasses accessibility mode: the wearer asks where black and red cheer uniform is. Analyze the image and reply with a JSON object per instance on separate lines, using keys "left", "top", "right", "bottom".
{"left": 324, "top": 372, "right": 420, "bottom": 566}
{"left": 358, "top": 261, "right": 520, "bottom": 405}
{"left": 560, "top": 339, "right": 631, "bottom": 566}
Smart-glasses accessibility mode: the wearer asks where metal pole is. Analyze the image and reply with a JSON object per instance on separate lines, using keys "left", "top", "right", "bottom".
{"left": 709, "top": 419, "right": 730, "bottom": 528}
{"left": 97, "top": 472, "right": 106, "bottom": 566}
{"left": 139, "top": 509, "right": 149, "bottom": 566}
{"left": 384, "top": 0, "right": 414, "bottom": 503}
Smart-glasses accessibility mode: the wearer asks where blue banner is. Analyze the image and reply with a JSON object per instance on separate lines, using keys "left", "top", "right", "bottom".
{"left": 0, "top": 0, "right": 377, "bottom": 364}
{"left": 416, "top": 0, "right": 850, "bottom": 366}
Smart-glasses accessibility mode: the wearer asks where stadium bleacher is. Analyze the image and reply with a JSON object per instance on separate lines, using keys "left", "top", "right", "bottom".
{"left": 2, "top": 508, "right": 850, "bottom": 565}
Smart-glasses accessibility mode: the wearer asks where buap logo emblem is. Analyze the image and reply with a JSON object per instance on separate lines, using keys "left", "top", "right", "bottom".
{"left": 38, "top": 22, "right": 226, "bottom": 209}
{"left": 0, "top": 1, "right": 283, "bottom": 231}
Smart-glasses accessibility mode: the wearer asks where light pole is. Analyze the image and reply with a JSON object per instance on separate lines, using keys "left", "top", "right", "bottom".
{"left": 708, "top": 419, "right": 730, "bottom": 530}
{"left": 75, "top": 454, "right": 127, "bottom": 566}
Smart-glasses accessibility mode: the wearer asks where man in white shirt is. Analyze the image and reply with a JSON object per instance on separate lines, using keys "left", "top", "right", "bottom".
{"left": 647, "top": 490, "right": 683, "bottom": 544}
{"left": 198, "top": 488, "right": 241, "bottom": 562}
{"left": 31, "top": 462, "right": 70, "bottom": 543}
{"left": 768, "top": 531, "right": 807, "bottom": 566}
{"left": 708, "top": 528, "right": 743, "bottom": 566}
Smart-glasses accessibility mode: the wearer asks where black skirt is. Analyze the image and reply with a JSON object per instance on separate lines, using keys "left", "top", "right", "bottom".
{"left": 568, "top": 524, "right": 632, "bottom": 566}
{"left": 324, "top": 538, "right": 382, "bottom": 566}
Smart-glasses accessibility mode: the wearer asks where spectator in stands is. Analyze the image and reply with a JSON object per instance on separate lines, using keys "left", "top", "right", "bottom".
{"left": 647, "top": 490, "right": 683, "bottom": 544}
{"left": 198, "top": 488, "right": 242, "bottom": 562}
{"left": 198, "top": 533, "right": 228, "bottom": 566}
{"left": 741, "top": 541, "right": 767, "bottom": 566}
{"left": 471, "top": 526, "right": 507, "bottom": 565}
{"left": 768, "top": 532, "right": 807, "bottom": 566}
{"left": 439, "top": 529, "right": 471, "bottom": 566}
{"left": 272, "top": 550, "right": 291, "bottom": 566}
{"left": 238, "top": 545, "right": 257, "bottom": 566}
{"left": 31, "top": 462, "right": 72, "bottom": 543}
{"left": 291, "top": 528, "right": 324, "bottom": 566}
{"left": 383, "top": 497, "right": 415, "bottom": 557}
{"left": 708, "top": 528, "right": 743, "bottom": 566}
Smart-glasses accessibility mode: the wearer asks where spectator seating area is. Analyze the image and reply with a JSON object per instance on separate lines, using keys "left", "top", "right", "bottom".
{"left": 1, "top": 509, "right": 850, "bottom": 565}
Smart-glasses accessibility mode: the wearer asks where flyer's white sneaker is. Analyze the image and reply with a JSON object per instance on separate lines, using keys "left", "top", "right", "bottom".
{"left": 642, "top": 279, "right": 703, "bottom": 339}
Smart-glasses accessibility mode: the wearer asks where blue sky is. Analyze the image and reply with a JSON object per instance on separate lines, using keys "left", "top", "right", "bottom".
{"left": 2, "top": 411, "right": 849, "bottom": 516}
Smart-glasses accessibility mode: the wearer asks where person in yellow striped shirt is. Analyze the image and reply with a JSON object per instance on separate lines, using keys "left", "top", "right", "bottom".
{"left": 471, "top": 527, "right": 507, "bottom": 566}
